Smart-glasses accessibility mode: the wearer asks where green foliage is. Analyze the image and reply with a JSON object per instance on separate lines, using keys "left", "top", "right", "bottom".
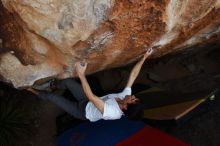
{"left": 0, "top": 98, "right": 32, "bottom": 146}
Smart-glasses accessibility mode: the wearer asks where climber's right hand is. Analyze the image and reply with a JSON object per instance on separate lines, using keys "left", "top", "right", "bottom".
{"left": 75, "top": 61, "right": 88, "bottom": 77}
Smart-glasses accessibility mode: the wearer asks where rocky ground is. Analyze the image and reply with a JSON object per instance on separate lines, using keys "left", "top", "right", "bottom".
{"left": 169, "top": 91, "right": 220, "bottom": 146}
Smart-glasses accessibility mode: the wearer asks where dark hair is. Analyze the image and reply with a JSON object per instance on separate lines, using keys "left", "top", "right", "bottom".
{"left": 124, "top": 102, "right": 144, "bottom": 120}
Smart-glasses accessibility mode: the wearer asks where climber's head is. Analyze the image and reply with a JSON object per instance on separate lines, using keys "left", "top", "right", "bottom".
{"left": 116, "top": 95, "right": 144, "bottom": 120}
{"left": 115, "top": 95, "right": 138, "bottom": 110}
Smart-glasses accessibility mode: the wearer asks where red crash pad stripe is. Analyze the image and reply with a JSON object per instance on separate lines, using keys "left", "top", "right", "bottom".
{"left": 116, "top": 126, "right": 190, "bottom": 146}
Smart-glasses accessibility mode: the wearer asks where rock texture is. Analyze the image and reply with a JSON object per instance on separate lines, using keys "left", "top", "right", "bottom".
{"left": 0, "top": 0, "right": 220, "bottom": 88}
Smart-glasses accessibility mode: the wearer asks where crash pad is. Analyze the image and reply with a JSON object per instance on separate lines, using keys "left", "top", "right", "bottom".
{"left": 56, "top": 118, "right": 189, "bottom": 146}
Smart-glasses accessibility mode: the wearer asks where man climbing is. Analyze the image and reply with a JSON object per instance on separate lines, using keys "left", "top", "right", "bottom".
{"left": 29, "top": 49, "right": 153, "bottom": 122}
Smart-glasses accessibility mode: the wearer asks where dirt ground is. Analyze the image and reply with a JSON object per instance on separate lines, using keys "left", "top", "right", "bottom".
{"left": 27, "top": 101, "right": 63, "bottom": 146}
{"left": 0, "top": 82, "right": 63, "bottom": 146}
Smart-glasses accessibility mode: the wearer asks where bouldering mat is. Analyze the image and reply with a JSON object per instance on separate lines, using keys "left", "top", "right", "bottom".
{"left": 56, "top": 118, "right": 189, "bottom": 146}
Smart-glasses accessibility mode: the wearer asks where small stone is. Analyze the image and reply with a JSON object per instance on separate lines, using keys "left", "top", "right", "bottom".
{"left": 210, "top": 95, "right": 215, "bottom": 101}
{"left": 0, "top": 38, "right": 2, "bottom": 47}
{"left": 187, "top": 64, "right": 196, "bottom": 73}
{"left": 10, "top": 51, "right": 15, "bottom": 54}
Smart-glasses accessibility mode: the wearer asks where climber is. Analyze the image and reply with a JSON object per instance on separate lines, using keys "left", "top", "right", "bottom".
{"left": 29, "top": 48, "right": 153, "bottom": 122}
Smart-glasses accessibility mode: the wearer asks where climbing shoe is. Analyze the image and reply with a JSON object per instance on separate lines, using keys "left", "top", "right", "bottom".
{"left": 32, "top": 79, "right": 57, "bottom": 92}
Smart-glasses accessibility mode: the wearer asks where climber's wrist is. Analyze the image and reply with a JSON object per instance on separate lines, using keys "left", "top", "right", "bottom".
{"left": 78, "top": 73, "right": 85, "bottom": 79}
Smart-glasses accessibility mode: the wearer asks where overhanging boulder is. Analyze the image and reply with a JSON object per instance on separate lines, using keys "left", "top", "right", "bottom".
{"left": 0, "top": 0, "right": 220, "bottom": 88}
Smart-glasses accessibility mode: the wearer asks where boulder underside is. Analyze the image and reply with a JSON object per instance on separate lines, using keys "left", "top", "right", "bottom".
{"left": 0, "top": 0, "right": 220, "bottom": 88}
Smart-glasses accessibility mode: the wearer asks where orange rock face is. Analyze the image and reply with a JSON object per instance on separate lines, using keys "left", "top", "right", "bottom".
{"left": 0, "top": 0, "right": 220, "bottom": 88}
